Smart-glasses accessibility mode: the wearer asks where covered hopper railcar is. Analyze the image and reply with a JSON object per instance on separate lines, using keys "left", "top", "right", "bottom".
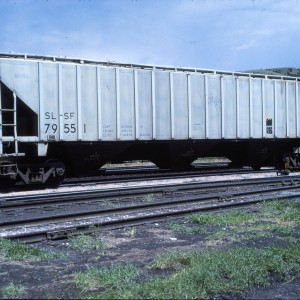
{"left": 0, "top": 53, "right": 300, "bottom": 186}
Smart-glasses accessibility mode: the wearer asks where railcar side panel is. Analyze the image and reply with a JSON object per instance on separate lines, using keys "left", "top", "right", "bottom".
{"left": 275, "top": 80, "right": 287, "bottom": 138}
{"left": 155, "top": 71, "right": 171, "bottom": 139}
{"left": 172, "top": 72, "right": 188, "bottom": 139}
{"left": 0, "top": 55, "right": 299, "bottom": 146}
{"left": 0, "top": 59, "right": 39, "bottom": 114}
{"left": 100, "top": 67, "right": 117, "bottom": 140}
{"left": 287, "top": 81, "right": 297, "bottom": 138}
{"left": 189, "top": 74, "right": 206, "bottom": 139}
{"left": 80, "top": 66, "right": 98, "bottom": 140}
{"left": 206, "top": 75, "right": 221, "bottom": 139}
{"left": 237, "top": 78, "right": 250, "bottom": 138}
{"left": 61, "top": 64, "right": 78, "bottom": 141}
{"left": 251, "top": 78, "right": 263, "bottom": 138}
{"left": 222, "top": 76, "right": 237, "bottom": 139}
{"left": 136, "top": 70, "right": 152, "bottom": 140}
{"left": 297, "top": 82, "right": 300, "bottom": 137}
{"left": 119, "top": 68, "right": 135, "bottom": 140}
{"left": 41, "top": 63, "right": 59, "bottom": 141}
{"left": 263, "top": 79, "right": 275, "bottom": 138}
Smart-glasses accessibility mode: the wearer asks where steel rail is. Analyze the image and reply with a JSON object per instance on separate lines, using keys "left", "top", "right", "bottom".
{"left": 61, "top": 166, "right": 272, "bottom": 187}
{"left": 1, "top": 182, "right": 300, "bottom": 242}
{"left": 1, "top": 174, "right": 299, "bottom": 210}
{"left": 0, "top": 164, "right": 273, "bottom": 192}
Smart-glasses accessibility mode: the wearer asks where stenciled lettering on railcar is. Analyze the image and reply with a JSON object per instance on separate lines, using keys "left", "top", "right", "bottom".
{"left": 121, "top": 125, "right": 133, "bottom": 137}
{"left": 103, "top": 125, "right": 114, "bottom": 137}
{"left": 44, "top": 112, "right": 77, "bottom": 134}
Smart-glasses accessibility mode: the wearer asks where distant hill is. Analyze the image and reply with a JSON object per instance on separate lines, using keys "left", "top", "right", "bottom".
{"left": 245, "top": 67, "right": 300, "bottom": 77}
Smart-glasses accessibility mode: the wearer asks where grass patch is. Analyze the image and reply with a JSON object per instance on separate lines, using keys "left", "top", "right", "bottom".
{"left": 68, "top": 233, "right": 104, "bottom": 253}
{"left": 77, "top": 246, "right": 300, "bottom": 299}
{"left": 189, "top": 210, "right": 257, "bottom": 226}
{"left": 188, "top": 200, "right": 299, "bottom": 228}
{"left": 260, "top": 200, "right": 300, "bottom": 223}
{"left": 169, "top": 200, "right": 299, "bottom": 244}
{"left": 73, "top": 264, "right": 138, "bottom": 293}
{"left": 143, "top": 194, "right": 156, "bottom": 202}
{"left": 0, "top": 238, "right": 61, "bottom": 261}
{"left": 0, "top": 282, "right": 26, "bottom": 299}
{"left": 84, "top": 245, "right": 300, "bottom": 299}
{"left": 168, "top": 222, "right": 208, "bottom": 234}
{"left": 142, "top": 246, "right": 300, "bottom": 298}
{"left": 124, "top": 227, "right": 136, "bottom": 238}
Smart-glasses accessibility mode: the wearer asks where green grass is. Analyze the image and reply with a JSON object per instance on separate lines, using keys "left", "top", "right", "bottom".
{"left": 124, "top": 227, "right": 136, "bottom": 238}
{"left": 260, "top": 200, "right": 300, "bottom": 223}
{"left": 0, "top": 238, "right": 61, "bottom": 261}
{"left": 168, "top": 222, "right": 208, "bottom": 234}
{"left": 68, "top": 233, "right": 104, "bottom": 253}
{"left": 143, "top": 194, "right": 156, "bottom": 202}
{"left": 188, "top": 210, "right": 257, "bottom": 226}
{"left": 188, "top": 200, "right": 299, "bottom": 227}
{"left": 167, "top": 200, "right": 299, "bottom": 244}
{"left": 143, "top": 246, "right": 300, "bottom": 299}
{"left": 73, "top": 264, "right": 138, "bottom": 293}
{"left": 74, "top": 245, "right": 300, "bottom": 299}
{"left": 0, "top": 282, "right": 26, "bottom": 299}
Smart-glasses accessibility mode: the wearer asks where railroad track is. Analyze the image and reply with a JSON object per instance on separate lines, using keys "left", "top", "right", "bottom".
{"left": 1, "top": 175, "right": 300, "bottom": 243}
{"left": 0, "top": 164, "right": 274, "bottom": 192}
{"left": 62, "top": 165, "right": 273, "bottom": 187}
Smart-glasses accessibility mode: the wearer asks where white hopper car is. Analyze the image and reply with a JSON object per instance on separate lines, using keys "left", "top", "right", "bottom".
{"left": 0, "top": 53, "right": 299, "bottom": 185}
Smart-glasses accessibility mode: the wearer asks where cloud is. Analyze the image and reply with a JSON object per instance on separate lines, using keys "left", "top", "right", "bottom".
{"left": 0, "top": 0, "right": 299, "bottom": 70}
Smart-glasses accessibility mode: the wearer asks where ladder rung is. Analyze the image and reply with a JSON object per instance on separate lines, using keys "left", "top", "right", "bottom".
{"left": 1, "top": 137, "right": 15, "bottom": 142}
{"left": 0, "top": 97, "right": 18, "bottom": 157}
{"left": 0, "top": 109, "right": 16, "bottom": 112}
{"left": 1, "top": 153, "right": 25, "bottom": 157}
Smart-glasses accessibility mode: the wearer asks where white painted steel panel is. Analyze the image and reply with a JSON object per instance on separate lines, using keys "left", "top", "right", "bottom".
{"left": 206, "top": 75, "right": 221, "bottom": 139}
{"left": 155, "top": 71, "right": 171, "bottom": 139}
{"left": 222, "top": 76, "right": 237, "bottom": 138}
{"left": 81, "top": 66, "right": 98, "bottom": 140}
{"left": 297, "top": 82, "right": 300, "bottom": 137}
{"left": 251, "top": 79, "right": 263, "bottom": 138}
{"left": 60, "top": 64, "right": 78, "bottom": 141}
{"left": 137, "top": 70, "right": 152, "bottom": 140}
{"left": 0, "top": 59, "right": 39, "bottom": 113}
{"left": 189, "top": 74, "right": 205, "bottom": 138}
{"left": 275, "top": 80, "right": 287, "bottom": 138}
{"left": 287, "top": 81, "right": 297, "bottom": 137}
{"left": 41, "top": 63, "right": 59, "bottom": 141}
{"left": 238, "top": 78, "right": 250, "bottom": 138}
{"left": 119, "top": 68, "right": 135, "bottom": 140}
{"left": 100, "top": 67, "right": 116, "bottom": 140}
{"left": 172, "top": 72, "right": 188, "bottom": 139}
{"left": 0, "top": 83, "right": 2, "bottom": 155}
{"left": 1, "top": 56, "right": 300, "bottom": 145}
{"left": 263, "top": 80, "right": 275, "bottom": 138}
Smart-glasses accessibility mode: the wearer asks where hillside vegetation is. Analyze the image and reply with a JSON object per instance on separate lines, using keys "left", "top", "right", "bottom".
{"left": 246, "top": 67, "right": 300, "bottom": 77}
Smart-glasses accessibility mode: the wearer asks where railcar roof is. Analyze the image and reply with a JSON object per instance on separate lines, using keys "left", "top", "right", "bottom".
{"left": 0, "top": 52, "right": 299, "bottom": 81}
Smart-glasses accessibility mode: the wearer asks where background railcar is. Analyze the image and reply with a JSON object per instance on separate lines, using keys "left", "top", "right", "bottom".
{"left": 0, "top": 53, "right": 300, "bottom": 185}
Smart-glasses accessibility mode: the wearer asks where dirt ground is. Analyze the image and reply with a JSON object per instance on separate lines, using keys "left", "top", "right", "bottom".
{"left": 0, "top": 214, "right": 299, "bottom": 299}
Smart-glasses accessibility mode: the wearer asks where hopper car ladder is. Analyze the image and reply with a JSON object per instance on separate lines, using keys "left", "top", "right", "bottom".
{"left": 0, "top": 88, "right": 18, "bottom": 177}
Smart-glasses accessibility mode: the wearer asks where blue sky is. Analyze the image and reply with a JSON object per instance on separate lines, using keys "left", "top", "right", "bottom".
{"left": 0, "top": 0, "right": 299, "bottom": 71}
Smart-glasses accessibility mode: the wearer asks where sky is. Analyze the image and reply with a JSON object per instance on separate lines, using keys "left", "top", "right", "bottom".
{"left": 0, "top": 0, "right": 299, "bottom": 71}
